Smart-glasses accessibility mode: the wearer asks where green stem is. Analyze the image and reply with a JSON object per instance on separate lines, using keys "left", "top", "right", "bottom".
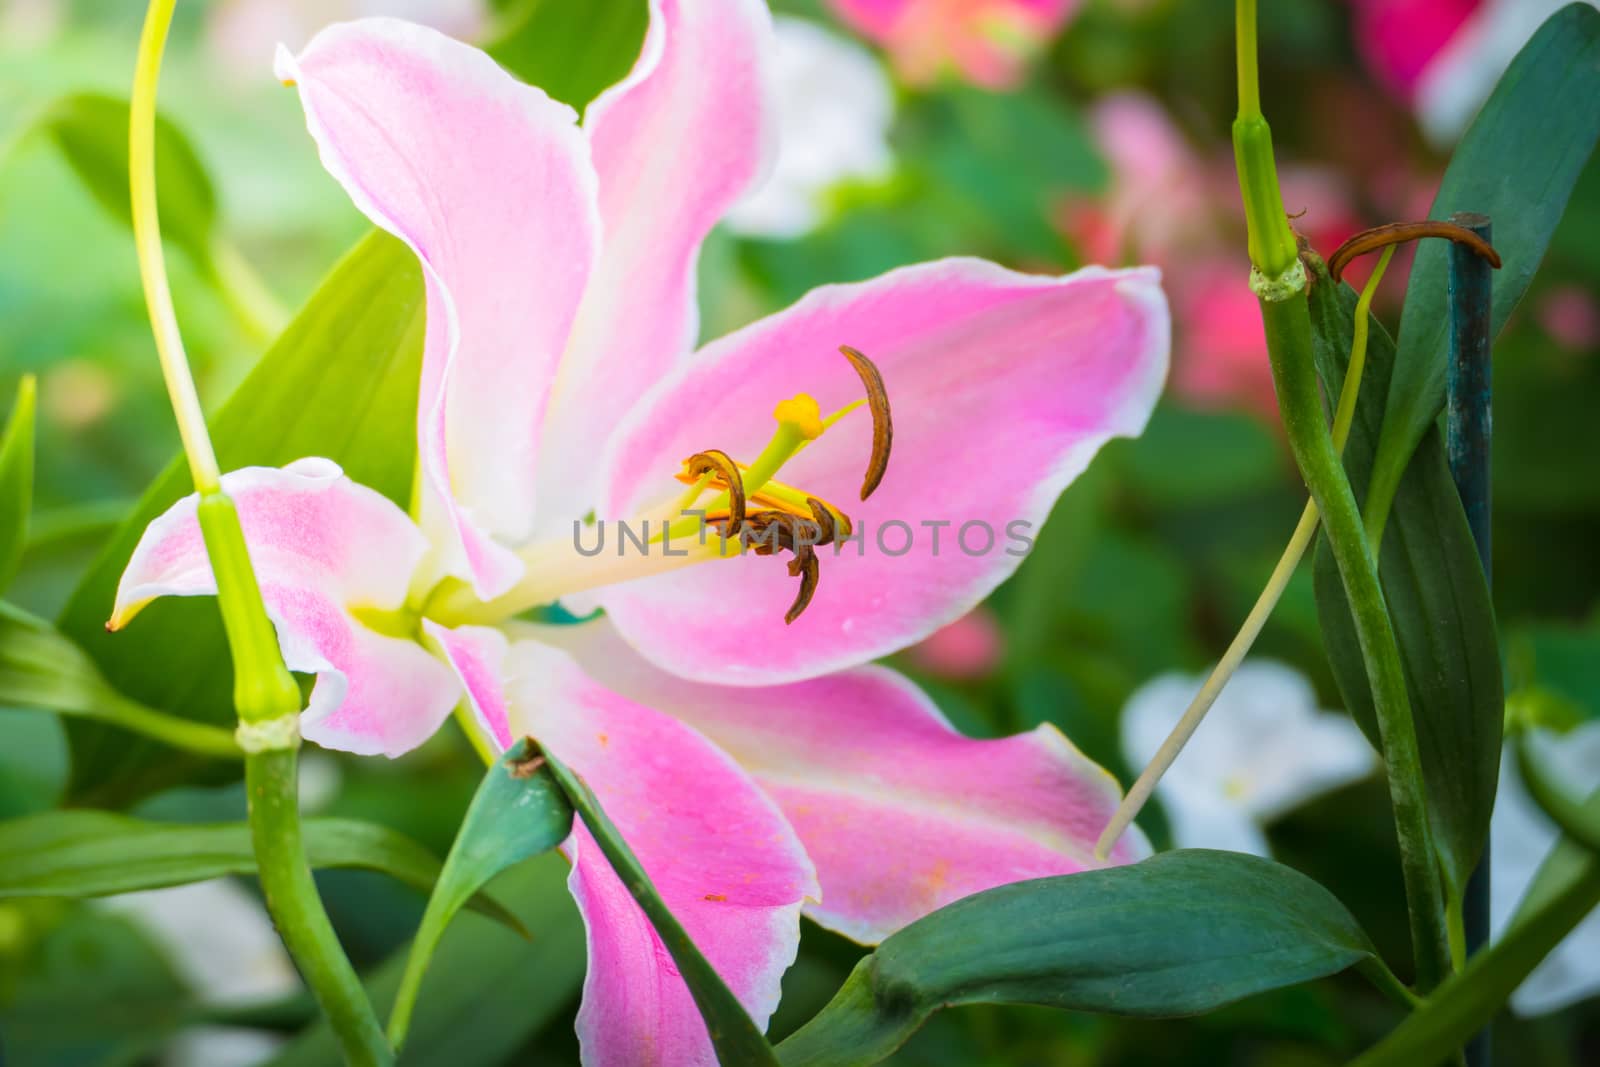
{"left": 1257, "top": 295, "right": 1450, "bottom": 989}
{"left": 1094, "top": 248, "right": 1395, "bottom": 859}
{"left": 1233, "top": 1, "right": 1450, "bottom": 991}
{"left": 248, "top": 748, "right": 391, "bottom": 1066}
{"left": 131, "top": 0, "right": 218, "bottom": 493}
{"left": 130, "top": 3, "right": 390, "bottom": 1062}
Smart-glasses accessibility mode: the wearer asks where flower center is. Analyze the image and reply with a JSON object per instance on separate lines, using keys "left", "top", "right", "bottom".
{"left": 428, "top": 345, "right": 891, "bottom": 627}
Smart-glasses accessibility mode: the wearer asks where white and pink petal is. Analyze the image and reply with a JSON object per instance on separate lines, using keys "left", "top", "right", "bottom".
{"left": 279, "top": 18, "right": 601, "bottom": 596}
{"left": 595, "top": 259, "right": 1169, "bottom": 685}
{"left": 534, "top": 619, "right": 1149, "bottom": 945}
{"left": 534, "top": 0, "right": 779, "bottom": 530}
{"left": 432, "top": 631, "right": 818, "bottom": 1066}
{"left": 112, "top": 459, "right": 460, "bottom": 757}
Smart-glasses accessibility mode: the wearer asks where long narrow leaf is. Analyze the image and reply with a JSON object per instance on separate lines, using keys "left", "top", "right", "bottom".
{"left": 0, "top": 602, "right": 239, "bottom": 759}
{"left": 0, "top": 376, "right": 35, "bottom": 596}
{"left": 0, "top": 809, "right": 522, "bottom": 933}
{"left": 777, "top": 850, "right": 1388, "bottom": 1067}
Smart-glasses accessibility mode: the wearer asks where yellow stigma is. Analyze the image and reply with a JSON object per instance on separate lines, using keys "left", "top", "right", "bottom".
{"left": 772, "top": 393, "right": 823, "bottom": 441}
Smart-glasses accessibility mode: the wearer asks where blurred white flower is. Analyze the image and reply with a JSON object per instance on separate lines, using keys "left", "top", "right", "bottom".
{"left": 1416, "top": 0, "right": 1600, "bottom": 146}
{"left": 1491, "top": 721, "right": 1600, "bottom": 1016}
{"left": 1121, "top": 660, "right": 1374, "bottom": 855}
{"left": 99, "top": 879, "right": 300, "bottom": 1067}
{"left": 297, "top": 749, "right": 343, "bottom": 813}
{"left": 723, "top": 16, "right": 894, "bottom": 239}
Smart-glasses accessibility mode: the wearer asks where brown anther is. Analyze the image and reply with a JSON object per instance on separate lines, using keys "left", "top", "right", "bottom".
{"left": 747, "top": 488, "right": 854, "bottom": 538}
{"left": 806, "top": 497, "right": 838, "bottom": 547}
{"left": 739, "top": 511, "right": 821, "bottom": 557}
{"left": 784, "top": 551, "right": 819, "bottom": 625}
{"left": 729, "top": 510, "right": 825, "bottom": 624}
{"left": 839, "top": 345, "right": 892, "bottom": 501}
{"left": 681, "top": 449, "right": 746, "bottom": 536}
{"left": 1328, "top": 221, "right": 1502, "bottom": 283}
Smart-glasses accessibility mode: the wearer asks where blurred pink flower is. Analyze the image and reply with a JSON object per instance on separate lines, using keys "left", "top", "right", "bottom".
{"left": 1170, "top": 262, "right": 1278, "bottom": 420}
{"left": 1063, "top": 93, "right": 1362, "bottom": 421}
{"left": 1059, "top": 92, "right": 1213, "bottom": 267}
{"left": 907, "top": 607, "right": 1005, "bottom": 679}
{"left": 1347, "top": 0, "right": 1597, "bottom": 145}
{"left": 1538, "top": 285, "right": 1600, "bottom": 352}
{"left": 1345, "top": 0, "right": 1481, "bottom": 99}
{"left": 828, "top": 0, "right": 1077, "bottom": 88}
{"left": 1277, "top": 167, "right": 1364, "bottom": 257}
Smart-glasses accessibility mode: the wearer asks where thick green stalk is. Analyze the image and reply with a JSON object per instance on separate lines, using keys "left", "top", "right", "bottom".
{"left": 131, "top": 3, "right": 390, "bottom": 1062}
{"left": 1095, "top": 248, "right": 1396, "bottom": 859}
{"left": 248, "top": 748, "right": 390, "bottom": 1066}
{"left": 1232, "top": 0, "right": 1449, "bottom": 990}
{"left": 1256, "top": 295, "right": 1450, "bottom": 989}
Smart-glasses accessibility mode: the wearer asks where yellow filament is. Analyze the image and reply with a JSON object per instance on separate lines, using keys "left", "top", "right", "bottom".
{"left": 1094, "top": 247, "right": 1396, "bottom": 860}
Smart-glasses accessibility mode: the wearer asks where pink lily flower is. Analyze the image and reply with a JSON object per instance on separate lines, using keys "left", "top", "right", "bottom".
{"left": 827, "top": 0, "right": 1077, "bottom": 88}
{"left": 110, "top": 4, "right": 1167, "bottom": 1062}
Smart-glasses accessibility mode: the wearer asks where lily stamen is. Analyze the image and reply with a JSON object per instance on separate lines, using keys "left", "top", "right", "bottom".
{"left": 838, "top": 345, "right": 892, "bottom": 500}
{"left": 722, "top": 509, "right": 825, "bottom": 624}
{"left": 681, "top": 450, "right": 746, "bottom": 535}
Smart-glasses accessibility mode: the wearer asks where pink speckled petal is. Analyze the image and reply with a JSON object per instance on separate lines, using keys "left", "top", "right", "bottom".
{"left": 534, "top": 619, "right": 1148, "bottom": 945}
{"left": 594, "top": 260, "right": 1168, "bottom": 685}
{"left": 112, "top": 460, "right": 460, "bottom": 757}
{"left": 533, "top": 0, "right": 776, "bottom": 530}
{"left": 469, "top": 638, "right": 816, "bottom": 1067}
{"left": 279, "top": 19, "right": 601, "bottom": 596}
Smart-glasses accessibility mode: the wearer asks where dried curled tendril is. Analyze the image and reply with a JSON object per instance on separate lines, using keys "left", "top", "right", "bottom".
{"left": 1327, "top": 218, "right": 1501, "bottom": 282}
{"left": 678, "top": 345, "right": 892, "bottom": 625}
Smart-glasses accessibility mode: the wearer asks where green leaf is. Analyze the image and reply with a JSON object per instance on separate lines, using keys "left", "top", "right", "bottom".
{"left": 1307, "top": 259, "right": 1503, "bottom": 899}
{"left": 0, "top": 602, "right": 240, "bottom": 759}
{"left": 56, "top": 231, "right": 424, "bottom": 806}
{"left": 542, "top": 745, "right": 782, "bottom": 1066}
{"left": 777, "top": 850, "right": 1388, "bottom": 1067}
{"left": 39, "top": 91, "right": 220, "bottom": 279}
{"left": 264, "top": 852, "right": 586, "bottom": 1067}
{"left": 0, "top": 809, "right": 520, "bottom": 932}
{"left": 0, "top": 904, "right": 191, "bottom": 1067}
{"left": 388, "top": 739, "right": 574, "bottom": 1049}
{"left": 1366, "top": 3, "right": 1600, "bottom": 525}
{"left": 1349, "top": 788, "right": 1600, "bottom": 1067}
{"left": 0, "top": 374, "right": 36, "bottom": 596}
{"left": 486, "top": 0, "right": 647, "bottom": 112}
